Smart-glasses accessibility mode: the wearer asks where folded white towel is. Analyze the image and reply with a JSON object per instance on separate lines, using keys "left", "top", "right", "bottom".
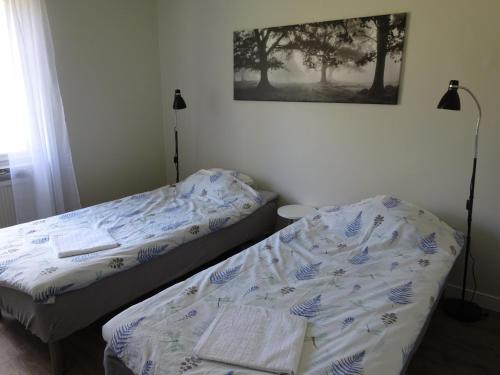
{"left": 193, "top": 304, "right": 307, "bottom": 374}
{"left": 51, "top": 228, "right": 119, "bottom": 258}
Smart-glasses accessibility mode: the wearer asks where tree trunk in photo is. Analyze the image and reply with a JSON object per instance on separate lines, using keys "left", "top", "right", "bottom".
{"left": 320, "top": 63, "right": 328, "bottom": 83}
{"left": 328, "top": 68, "right": 335, "bottom": 82}
{"left": 254, "top": 29, "right": 273, "bottom": 91}
{"left": 369, "top": 16, "right": 390, "bottom": 96}
{"left": 257, "top": 64, "right": 272, "bottom": 90}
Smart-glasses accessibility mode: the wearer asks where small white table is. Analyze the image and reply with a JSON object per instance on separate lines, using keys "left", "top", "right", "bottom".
{"left": 278, "top": 204, "right": 317, "bottom": 222}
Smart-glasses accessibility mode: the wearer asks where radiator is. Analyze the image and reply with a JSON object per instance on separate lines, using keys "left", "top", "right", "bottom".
{"left": 0, "top": 179, "right": 16, "bottom": 228}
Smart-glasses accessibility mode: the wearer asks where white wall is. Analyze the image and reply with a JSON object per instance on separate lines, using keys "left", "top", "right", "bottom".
{"left": 46, "top": 0, "right": 166, "bottom": 206}
{"left": 157, "top": 0, "right": 500, "bottom": 306}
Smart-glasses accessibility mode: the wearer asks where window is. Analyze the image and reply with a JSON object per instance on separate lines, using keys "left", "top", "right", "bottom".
{"left": 0, "top": 1, "right": 30, "bottom": 167}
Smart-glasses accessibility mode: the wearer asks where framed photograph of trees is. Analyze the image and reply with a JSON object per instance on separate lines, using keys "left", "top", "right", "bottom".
{"left": 234, "top": 13, "right": 407, "bottom": 104}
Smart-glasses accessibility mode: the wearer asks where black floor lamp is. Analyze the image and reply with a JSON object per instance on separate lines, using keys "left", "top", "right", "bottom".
{"left": 437, "top": 80, "right": 483, "bottom": 322}
{"left": 173, "top": 89, "right": 187, "bottom": 183}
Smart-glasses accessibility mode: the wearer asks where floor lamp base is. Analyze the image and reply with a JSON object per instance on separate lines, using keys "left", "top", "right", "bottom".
{"left": 443, "top": 298, "right": 482, "bottom": 322}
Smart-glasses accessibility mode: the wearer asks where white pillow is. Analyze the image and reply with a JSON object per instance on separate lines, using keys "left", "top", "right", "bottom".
{"left": 219, "top": 169, "right": 257, "bottom": 189}
{"left": 176, "top": 169, "right": 258, "bottom": 199}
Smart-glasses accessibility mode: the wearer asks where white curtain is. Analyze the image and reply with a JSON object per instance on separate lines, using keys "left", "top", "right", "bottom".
{"left": 2, "top": 0, "right": 80, "bottom": 223}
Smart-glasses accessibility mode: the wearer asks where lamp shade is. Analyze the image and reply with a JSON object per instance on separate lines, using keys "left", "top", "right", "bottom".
{"left": 437, "top": 80, "right": 460, "bottom": 111}
{"left": 173, "top": 89, "right": 187, "bottom": 110}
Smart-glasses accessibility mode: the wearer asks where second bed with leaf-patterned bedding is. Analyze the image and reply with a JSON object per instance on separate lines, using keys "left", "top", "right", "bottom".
{"left": 103, "top": 195, "right": 463, "bottom": 375}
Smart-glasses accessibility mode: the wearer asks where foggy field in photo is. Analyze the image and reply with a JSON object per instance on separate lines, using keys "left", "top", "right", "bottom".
{"left": 234, "top": 80, "right": 399, "bottom": 104}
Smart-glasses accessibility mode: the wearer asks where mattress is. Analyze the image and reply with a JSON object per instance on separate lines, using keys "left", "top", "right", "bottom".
{"left": 102, "top": 195, "right": 463, "bottom": 375}
{"left": 0, "top": 194, "right": 277, "bottom": 343}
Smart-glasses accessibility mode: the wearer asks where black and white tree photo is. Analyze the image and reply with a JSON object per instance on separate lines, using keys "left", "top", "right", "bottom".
{"left": 233, "top": 13, "right": 407, "bottom": 104}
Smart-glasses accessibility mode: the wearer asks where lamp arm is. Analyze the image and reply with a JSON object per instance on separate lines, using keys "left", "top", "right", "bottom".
{"left": 458, "top": 86, "right": 481, "bottom": 158}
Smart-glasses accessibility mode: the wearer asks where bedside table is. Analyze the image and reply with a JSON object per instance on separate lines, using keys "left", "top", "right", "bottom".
{"left": 278, "top": 204, "right": 317, "bottom": 223}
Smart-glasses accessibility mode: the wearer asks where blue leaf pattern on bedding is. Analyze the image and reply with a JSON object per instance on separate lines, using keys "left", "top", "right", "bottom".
{"left": 243, "top": 285, "right": 259, "bottom": 297}
{"left": 295, "top": 262, "right": 322, "bottom": 280}
{"left": 123, "top": 209, "right": 142, "bottom": 218}
{"left": 164, "top": 203, "right": 182, "bottom": 213}
{"left": 178, "top": 310, "right": 197, "bottom": 321}
{"left": 70, "top": 252, "right": 101, "bottom": 263}
{"left": 349, "top": 247, "right": 370, "bottom": 265}
{"left": 383, "top": 196, "right": 401, "bottom": 208}
{"left": 109, "top": 224, "right": 126, "bottom": 232}
{"left": 254, "top": 193, "right": 264, "bottom": 206}
{"left": 208, "top": 217, "right": 231, "bottom": 232}
{"left": 33, "top": 283, "right": 74, "bottom": 303}
{"left": 341, "top": 317, "right": 355, "bottom": 330}
{"left": 401, "top": 344, "right": 413, "bottom": 365}
{"left": 0, "top": 262, "right": 9, "bottom": 275}
{"left": 218, "top": 197, "right": 238, "bottom": 209}
{"left": 453, "top": 231, "right": 465, "bottom": 249}
{"left": 389, "top": 282, "right": 413, "bottom": 305}
{"left": 0, "top": 265, "right": 8, "bottom": 276}
{"left": 141, "top": 360, "right": 153, "bottom": 375}
{"left": 390, "top": 261, "right": 399, "bottom": 271}
{"left": 162, "top": 220, "right": 189, "bottom": 232}
{"left": 350, "top": 284, "right": 361, "bottom": 294}
{"left": 373, "top": 214, "right": 384, "bottom": 228}
{"left": 180, "top": 184, "right": 195, "bottom": 199}
{"left": 110, "top": 317, "right": 145, "bottom": 357}
{"left": 418, "top": 233, "right": 437, "bottom": 254}
{"left": 324, "top": 206, "right": 341, "bottom": 213}
{"left": 279, "top": 230, "right": 300, "bottom": 244}
{"left": 328, "top": 350, "right": 365, "bottom": 375}
{"left": 290, "top": 295, "right": 322, "bottom": 318}
{"left": 31, "top": 236, "right": 49, "bottom": 245}
{"left": 59, "top": 210, "right": 85, "bottom": 220}
{"left": 210, "top": 171, "right": 223, "bottom": 183}
{"left": 390, "top": 230, "right": 399, "bottom": 244}
{"left": 0, "top": 259, "right": 17, "bottom": 275}
{"left": 345, "top": 212, "right": 362, "bottom": 237}
{"left": 209, "top": 265, "right": 242, "bottom": 285}
{"left": 136, "top": 244, "right": 169, "bottom": 264}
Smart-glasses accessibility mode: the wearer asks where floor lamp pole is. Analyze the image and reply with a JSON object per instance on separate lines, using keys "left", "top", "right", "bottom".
{"left": 462, "top": 157, "right": 476, "bottom": 301}
{"left": 172, "top": 89, "right": 186, "bottom": 183}
{"left": 174, "top": 110, "right": 179, "bottom": 183}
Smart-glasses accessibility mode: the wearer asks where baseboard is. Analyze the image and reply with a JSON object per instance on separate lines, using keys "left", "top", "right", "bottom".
{"left": 445, "top": 284, "right": 500, "bottom": 312}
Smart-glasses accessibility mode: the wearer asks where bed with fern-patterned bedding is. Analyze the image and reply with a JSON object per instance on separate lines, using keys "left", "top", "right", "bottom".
{"left": 0, "top": 169, "right": 268, "bottom": 304}
{"left": 102, "top": 195, "right": 463, "bottom": 375}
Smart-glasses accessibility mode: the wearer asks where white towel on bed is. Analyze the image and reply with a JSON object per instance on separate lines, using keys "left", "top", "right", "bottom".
{"left": 51, "top": 228, "right": 119, "bottom": 258}
{"left": 193, "top": 304, "right": 307, "bottom": 374}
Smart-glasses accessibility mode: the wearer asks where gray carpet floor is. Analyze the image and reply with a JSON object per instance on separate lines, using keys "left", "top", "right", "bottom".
{"left": 0, "top": 306, "right": 499, "bottom": 374}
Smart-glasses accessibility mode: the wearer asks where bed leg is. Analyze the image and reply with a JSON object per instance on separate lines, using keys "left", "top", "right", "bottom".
{"left": 49, "top": 341, "right": 65, "bottom": 375}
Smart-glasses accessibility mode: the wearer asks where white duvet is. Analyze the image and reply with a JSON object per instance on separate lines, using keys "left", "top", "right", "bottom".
{"left": 0, "top": 169, "right": 266, "bottom": 303}
{"left": 103, "top": 195, "right": 463, "bottom": 375}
